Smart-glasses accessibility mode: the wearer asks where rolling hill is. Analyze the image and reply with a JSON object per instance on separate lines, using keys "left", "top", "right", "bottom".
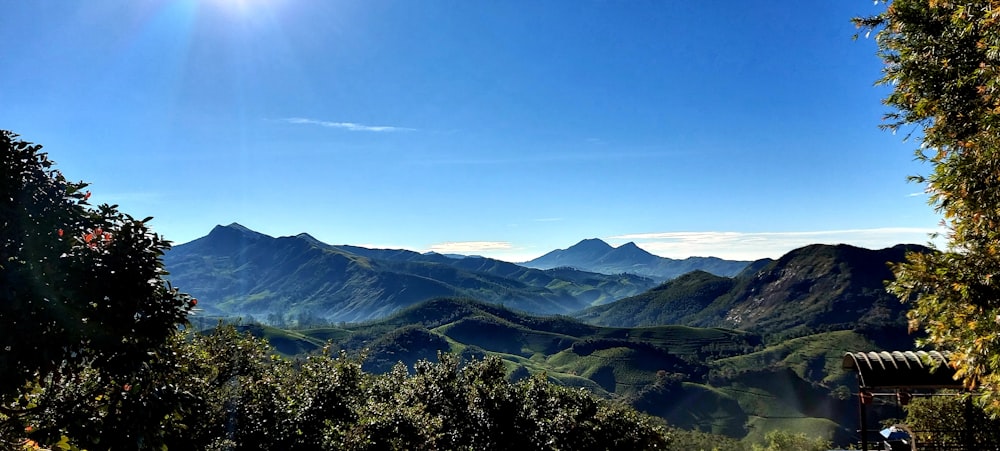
{"left": 229, "top": 296, "right": 911, "bottom": 443}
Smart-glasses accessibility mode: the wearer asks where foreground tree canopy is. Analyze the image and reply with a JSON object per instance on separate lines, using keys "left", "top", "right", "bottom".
{"left": 1, "top": 130, "right": 196, "bottom": 447}
{"left": 0, "top": 131, "right": 193, "bottom": 391}
{"left": 855, "top": 1, "right": 1000, "bottom": 413}
{"left": 0, "top": 130, "right": 671, "bottom": 449}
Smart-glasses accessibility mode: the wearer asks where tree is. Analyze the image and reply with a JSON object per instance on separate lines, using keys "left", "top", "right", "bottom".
{"left": 855, "top": 1, "right": 1000, "bottom": 414}
{"left": 0, "top": 130, "right": 195, "bottom": 448}
{"left": 750, "top": 430, "right": 830, "bottom": 451}
{"left": 902, "top": 394, "right": 1000, "bottom": 449}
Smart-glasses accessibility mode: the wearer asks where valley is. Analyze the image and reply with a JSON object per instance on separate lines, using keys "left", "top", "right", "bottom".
{"left": 171, "top": 224, "right": 928, "bottom": 444}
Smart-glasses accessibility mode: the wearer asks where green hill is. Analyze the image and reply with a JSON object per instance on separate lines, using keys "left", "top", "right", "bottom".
{"left": 227, "top": 296, "right": 900, "bottom": 445}
{"left": 575, "top": 270, "right": 736, "bottom": 326}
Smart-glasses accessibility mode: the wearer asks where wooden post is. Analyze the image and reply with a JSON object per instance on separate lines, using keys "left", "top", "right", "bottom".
{"left": 963, "top": 395, "right": 973, "bottom": 451}
{"left": 859, "top": 386, "right": 870, "bottom": 451}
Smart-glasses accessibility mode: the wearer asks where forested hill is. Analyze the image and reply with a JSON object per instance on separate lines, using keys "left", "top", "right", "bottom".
{"left": 574, "top": 243, "right": 931, "bottom": 340}
{"left": 163, "top": 223, "right": 656, "bottom": 323}
{"left": 521, "top": 238, "right": 753, "bottom": 281}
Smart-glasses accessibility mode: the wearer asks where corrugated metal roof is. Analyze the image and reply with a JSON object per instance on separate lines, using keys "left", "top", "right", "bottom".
{"left": 842, "top": 351, "right": 963, "bottom": 389}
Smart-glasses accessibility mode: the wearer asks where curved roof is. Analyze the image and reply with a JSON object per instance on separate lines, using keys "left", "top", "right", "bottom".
{"left": 842, "top": 351, "right": 963, "bottom": 389}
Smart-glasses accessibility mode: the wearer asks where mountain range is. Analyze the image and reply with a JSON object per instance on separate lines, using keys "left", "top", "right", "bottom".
{"left": 522, "top": 238, "right": 754, "bottom": 281}
{"left": 164, "top": 224, "right": 663, "bottom": 323}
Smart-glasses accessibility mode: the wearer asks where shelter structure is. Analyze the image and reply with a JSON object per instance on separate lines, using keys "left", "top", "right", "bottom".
{"left": 842, "top": 351, "right": 968, "bottom": 450}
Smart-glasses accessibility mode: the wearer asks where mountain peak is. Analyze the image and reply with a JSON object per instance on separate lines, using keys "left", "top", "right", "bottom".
{"left": 572, "top": 238, "right": 613, "bottom": 250}
{"left": 223, "top": 222, "right": 255, "bottom": 233}
{"left": 523, "top": 238, "right": 750, "bottom": 280}
{"left": 207, "top": 223, "right": 269, "bottom": 240}
{"left": 608, "top": 241, "right": 655, "bottom": 259}
{"left": 209, "top": 222, "right": 265, "bottom": 238}
{"left": 617, "top": 241, "right": 645, "bottom": 252}
{"left": 176, "top": 223, "right": 269, "bottom": 255}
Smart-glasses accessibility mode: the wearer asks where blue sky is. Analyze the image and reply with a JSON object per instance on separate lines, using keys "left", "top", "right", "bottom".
{"left": 2, "top": 1, "right": 942, "bottom": 261}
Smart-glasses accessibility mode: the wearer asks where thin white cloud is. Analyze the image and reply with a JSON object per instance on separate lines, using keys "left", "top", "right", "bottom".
{"left": 284, "top": 117, "right": 416, "bottom": 132}
{"left": 533, "top": 217, "right": 564, "bottom": 222}
{"left": 428, "top": 241, "right": 513, "bottom": 254}
{"left": 417, "top": 149, "right": 683, "bottom": 166}
{"left": 607, "top": 227, "right": 946, "bottom": 261}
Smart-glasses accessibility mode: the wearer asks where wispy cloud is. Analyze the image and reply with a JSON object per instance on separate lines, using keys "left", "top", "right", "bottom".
{"left": 607, "top": 227, "right": 945, "bottom": 260}
{"left": 416, "top": 149, "right": 684, "bottom": 166}
{"left": 533, "top": 217, "right": 564, "bottom": 222}
{"left": 283, "top": 117, "right": 416, "bottom": 132}
{"left": 428, "top": 241, "right": 513, "bottom": 254}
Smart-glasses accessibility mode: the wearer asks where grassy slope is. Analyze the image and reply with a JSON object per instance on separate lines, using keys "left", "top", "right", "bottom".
{"left": 230, "top": 298, "right": 897, "bottom": 445}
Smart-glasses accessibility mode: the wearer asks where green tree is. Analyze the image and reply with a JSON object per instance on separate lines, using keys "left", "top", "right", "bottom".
{"left": 0, "top": 131, "right": 195, "bottom": 448}
{"left": 750, "top": 430, "right": 830, "bottom": 451}
{"left": 902, "top": 394, "right": 1000, "bottom": 449}
{"left": 855, "top": 1, "right": 1000, "bottom": 413}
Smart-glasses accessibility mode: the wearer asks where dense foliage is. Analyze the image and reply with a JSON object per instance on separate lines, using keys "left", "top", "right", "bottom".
{"left": 749, "top": 430, "right": 831, "bottom": 451}
{"left": 0, "top": 130, "right": 195, "bottom": 448}
{"left": 902, "top": 394, "right": 1000, "bottom": 449}
{"left": 856, "top": 0, "right": 1000, "bottom": 413}
{"left": 10, "top": 323, "right": 674, "bottom": 450}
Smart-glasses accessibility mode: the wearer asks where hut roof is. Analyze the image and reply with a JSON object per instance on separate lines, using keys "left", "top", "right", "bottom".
{"left": 842, "top": 351, "right": 963, "bottom": 390}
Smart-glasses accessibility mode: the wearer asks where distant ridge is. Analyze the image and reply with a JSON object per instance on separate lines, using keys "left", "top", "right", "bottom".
{"left": 522, "top": 238, "right": 751, "bottom": 281}
{"left": 164, "top": 224, "right": 655, "bottom": 323}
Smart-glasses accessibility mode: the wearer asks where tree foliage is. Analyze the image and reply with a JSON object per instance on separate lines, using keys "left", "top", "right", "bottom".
{"left": 750, "top": 430, "right": 830, "bottom": 451}
{"left": 855, "top": 1, "right": 1000, "bottom": 413}
{"left": 1, "top": 130, "right": 196, "bottom": 448}
{"left": 18, "top": 322, "right": 672, "bottom": 450}
{"left": 902, "top": 394, "right": 1000, "bottom": 449}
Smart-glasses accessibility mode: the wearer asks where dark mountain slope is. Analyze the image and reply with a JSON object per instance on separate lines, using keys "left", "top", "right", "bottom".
{"left": 574, "top": 271, "right": 736, "bottom": 326}
{"left": 522, "top": 238, "right": 751, "bottom": 281}
{"left": 575, "top": 243, "right": 931, "bottom": 339}
{"left": 165, "top": 224, "right": 654, "bottom": 323}
{"left": 714, "top": 243, "right": 927, "bottom": 336}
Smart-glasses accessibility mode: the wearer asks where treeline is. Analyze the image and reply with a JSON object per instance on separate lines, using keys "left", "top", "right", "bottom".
{"left": 6, "top": 325, "right": 673, "bottom": 450}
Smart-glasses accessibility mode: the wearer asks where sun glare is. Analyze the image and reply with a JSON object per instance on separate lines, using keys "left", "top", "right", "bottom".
{"left": 206, "top": 0, "right": 278, "bottom": 18}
